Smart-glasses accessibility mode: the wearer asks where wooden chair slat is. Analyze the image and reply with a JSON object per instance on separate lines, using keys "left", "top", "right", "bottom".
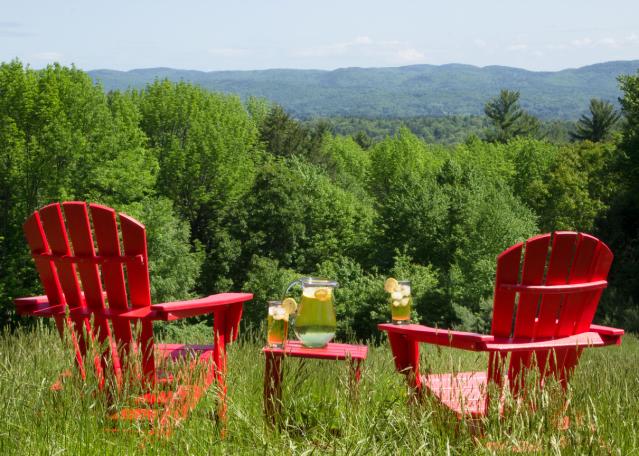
{"left": 119, "top": 212, "right": 154, "bottom": 379}
{"left": 89, "top": 204, "right": 133, "bottom": 347}
{"left": 63, "top": 202, "right": 117, "bottom": 377}
{"left": 508, "top": 234, "right": 550, "bottom": 387}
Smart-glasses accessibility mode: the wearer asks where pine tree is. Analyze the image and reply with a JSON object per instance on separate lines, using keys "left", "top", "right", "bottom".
{"left": 570, "top": 98, "right": 621, "bottom": 142}
{"left": 484, "top": 89, "right": 538, "bottom": 143}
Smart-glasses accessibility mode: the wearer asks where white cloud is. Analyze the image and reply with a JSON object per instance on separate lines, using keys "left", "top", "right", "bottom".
{"left": 571, "top": 37, "right": 592, "bottom": 47}
{"left": 32, "top": 51, "right": 63, "bottom": 61}
{"left": 354, "top": 36, "right": 372, "bottom": 45}
{"left": 473, "top": 38, "right": 487, "bottom": 48}
{"left": 0, "top": 21, "right": 31, "bottom": 37}
{"left": 507, "top": 44, "right": 528, "bottom": 51}
{"left": 397, "top": 48, "right": 424, "bottom": 61}
{"left": 208, "top": 48, "right": 249, "bottom": 57}
{"left": 599, "top": 37, "right": 617, "bottom": 47}
{"left": 294, "top": 36, "right": 425, "bottom": 64}
{"left": 625, "top": 33, "right": 639, "bottom": 44}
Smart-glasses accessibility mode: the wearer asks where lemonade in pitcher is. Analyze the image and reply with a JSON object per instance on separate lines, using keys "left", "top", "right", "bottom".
{"left": 285, "top": 277, "right": 338, "bottom": 348}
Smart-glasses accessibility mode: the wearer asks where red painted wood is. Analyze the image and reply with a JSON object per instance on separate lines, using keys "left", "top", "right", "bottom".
{"left": 485, "top": 331, "right": 616, "bottom": 351}
{"left": 499, "top": 280, "right": 607, "bottom": 294}
{"left": 575, "top": 241, "right": 613, "bottom": 333}
{"left": 509, "top": 234, "right": 551, "bottom": 392}
{"left": 379, "top": 323, "right": 491, "bottom": 350}
{"left": 40, "top": 203, "right": 106, "bottom": 380}
{"left": 589, "top": 324, "right": 624, "bottom": 336}
{"left": 22, "top": 212, "right": 64, "bottom": 339}
{"left": 151, "top": 293, "right": 254, "bottom": 313}
{"left": 89, "top": 204, "right": 133, "bottom": 350}
{"left": 15, "top": 202, "right": 253, "bottom": 434}
{"left": 378, "top": 231, "right": 623, "bottom": 420}
{"left": 263, "top": 341, "right": 368, "bottom": 360}
{"left": 22, "top": 209, "right": 85, "bottom": 376}
{"left": 423, "top": 372, "right": 493, "bottom": 417}
{"left": 63, "top": 203, "right": 110, "bottom": 334}
{"left": 119, "top": 212, "right": 154, "bottom": 381}
{"left": 63, "top": 202, "right": 116, "bottom": 382}
{"left": 263, "top": 341, "right": 368, "bottom": 424}
{"left": 533, "top": 232, "right": 577, "bottom": 378}
{"left": 489, "top": 242, "right": 522, "bottom": 389}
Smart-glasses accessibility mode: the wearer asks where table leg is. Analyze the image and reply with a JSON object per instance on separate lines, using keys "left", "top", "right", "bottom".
{"left": 264, "top": 353, "right": 283, "bottom": 426}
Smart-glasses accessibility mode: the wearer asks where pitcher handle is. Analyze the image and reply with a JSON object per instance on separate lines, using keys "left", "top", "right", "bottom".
{"left": 283, "top": 277, "right": 308, "bottom": 299}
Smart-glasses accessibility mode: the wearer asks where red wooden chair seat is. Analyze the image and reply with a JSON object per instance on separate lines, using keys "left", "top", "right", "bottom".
{"left": 379, "top": 232, "right": 624, "bottom": 419}
{"left": 424, "top": 372, "right": 490, "bottom": 417}
{"left": 14, "top": 202, "right": 253, "bottom": 432}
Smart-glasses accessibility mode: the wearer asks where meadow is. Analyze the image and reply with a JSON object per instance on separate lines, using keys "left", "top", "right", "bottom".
{"left": 0, "top": 321, "right": 636, "bottom": 455}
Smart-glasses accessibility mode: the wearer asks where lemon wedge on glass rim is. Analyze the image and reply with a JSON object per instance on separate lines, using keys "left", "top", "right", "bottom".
{"left": 281, "top": 297, "right": 297, "bottom": 315}
{"left": 384, "top": 277, "right": 399, "bottom": 293}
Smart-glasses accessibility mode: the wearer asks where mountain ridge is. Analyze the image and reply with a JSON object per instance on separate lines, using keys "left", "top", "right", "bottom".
{"left": 88, "top": 60, "right": 639, "bottom": 119}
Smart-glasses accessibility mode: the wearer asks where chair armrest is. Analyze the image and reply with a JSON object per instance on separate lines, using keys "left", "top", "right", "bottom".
{"left": 484, "top": 331, "right": 619, "bottom": 352}
{"left": 589, "top": 324, "right": 624, "bottom": 336}
{"left": 378, "top": 323, "right": 494, "bottom": 351}
{"left": 14, "top": 296, "right": 65, "bottom": 316}
{"left": 150, "top": 292, "right": 253, "bottom": 320}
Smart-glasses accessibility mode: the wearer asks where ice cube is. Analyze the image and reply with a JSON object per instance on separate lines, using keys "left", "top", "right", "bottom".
{"left": 401, "top": 285, "right": 411, "bottom": 297}
{"left": 268, "top": 306, "right": 277, "bottom": 316}
{"left": 392, "top": 300, "right": 401, "bottom": 307}
{"left": 391, "top": 291, "right": 403, "bottom": 301}
{"left": 273, "top": 307, "right": 287, "bottom": 320}
{"left": 401, "top": 297, "right": 410, "bottom": 306}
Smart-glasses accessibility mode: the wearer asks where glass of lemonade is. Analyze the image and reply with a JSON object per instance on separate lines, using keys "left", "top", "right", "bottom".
{"left": 285, "top": 277, "right": 338, "bottom": 348}
{"left": 385, "top": 278, "right": 412, "bottom": 324}
{"left": 267, "top": 301, "right": 288, "bottom": 348}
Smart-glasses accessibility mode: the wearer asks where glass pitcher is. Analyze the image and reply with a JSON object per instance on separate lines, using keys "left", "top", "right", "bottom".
{"left": 285, "top": 277, "right": 338, "bottom": 348}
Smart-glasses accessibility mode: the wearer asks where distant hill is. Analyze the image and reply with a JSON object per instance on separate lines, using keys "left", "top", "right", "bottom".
{"left": 88, "top": 60, "right": 639, "bottom": 119}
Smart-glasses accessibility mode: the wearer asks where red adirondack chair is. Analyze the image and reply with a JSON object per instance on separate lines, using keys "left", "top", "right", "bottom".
{"left": 13, "top": 202, "right": 252, "bottom": 429}
{"left": 379, "top": 232, "right": 624, "bottom": 419}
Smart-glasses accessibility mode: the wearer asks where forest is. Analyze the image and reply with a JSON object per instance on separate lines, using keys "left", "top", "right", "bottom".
{"left": 2, "top": 59, "right": 639, "bottom": 339}
{"left": 88, "top": 60, "right": 639, "bottom": 119}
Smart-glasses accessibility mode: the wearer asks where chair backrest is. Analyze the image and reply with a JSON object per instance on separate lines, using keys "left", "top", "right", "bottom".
{"left": 23, "top": 202, "right": 154, "bottom": 382}
{"left": 490, "top": 231, "right": 613, "bottom": 387}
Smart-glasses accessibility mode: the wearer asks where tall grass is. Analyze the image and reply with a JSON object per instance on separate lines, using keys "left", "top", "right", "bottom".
{"left": 0, "top": 321, "right": 637, "bottom": 454}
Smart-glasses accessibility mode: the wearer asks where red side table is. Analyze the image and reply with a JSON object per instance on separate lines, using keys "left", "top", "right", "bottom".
{"left": 263, "top": 341, "right": 368, "bottom": 424}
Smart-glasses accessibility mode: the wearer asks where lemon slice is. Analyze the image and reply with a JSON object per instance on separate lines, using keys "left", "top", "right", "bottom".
{"left": 281, "top": 297, "right": 297, "bottom": 315}
{"left": 314, "top": 287, "right": 331, "bottom": 301}
{"left": 384, "top": 277, "right": 399, "bottom": 293}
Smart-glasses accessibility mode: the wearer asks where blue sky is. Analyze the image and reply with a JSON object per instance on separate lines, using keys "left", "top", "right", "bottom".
{"left": 2, "top": 0, "right": 638, "bottom": 71}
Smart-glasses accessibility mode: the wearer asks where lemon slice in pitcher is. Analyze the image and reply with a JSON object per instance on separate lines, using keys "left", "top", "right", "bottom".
{"left": 313, "top": 287, "right": 331, "bottom": 301}
{"left": 384, "top": 277, "right": 399, "bottom": 293}
{"left": 281, "top": 297, "right": 297, "bottom": 315}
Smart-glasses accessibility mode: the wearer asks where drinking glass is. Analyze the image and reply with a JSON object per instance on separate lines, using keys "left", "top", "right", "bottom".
{"left": 390, "top": 280, "right": 412, "bottom": 324}
{"left": 267, "top": 300, "right": 288, "bottom": 348}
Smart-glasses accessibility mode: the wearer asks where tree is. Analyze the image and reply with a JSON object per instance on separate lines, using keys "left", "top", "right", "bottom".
{"left": 570, "top": 98, "right": 621, "bottom": 142}
{"left": 484, "top": 90, "right": 538, "bottom": 143}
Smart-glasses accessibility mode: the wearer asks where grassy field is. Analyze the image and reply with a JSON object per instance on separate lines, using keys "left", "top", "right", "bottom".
{"left": 0, "top": 322, "right": 637, "bottom": 455}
